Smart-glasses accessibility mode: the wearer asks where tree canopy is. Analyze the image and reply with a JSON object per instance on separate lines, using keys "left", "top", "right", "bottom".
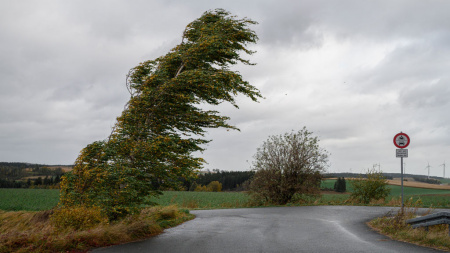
{"left": 249, "top": 127, "right": 328, "bottom": 205}
{"left": 59, "top": 9, "right": 261, "bottom": 219}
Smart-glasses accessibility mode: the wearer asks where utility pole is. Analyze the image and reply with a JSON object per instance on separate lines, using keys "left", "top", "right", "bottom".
{"left": 440, "top": 162, "right": 446, "bottom": 178}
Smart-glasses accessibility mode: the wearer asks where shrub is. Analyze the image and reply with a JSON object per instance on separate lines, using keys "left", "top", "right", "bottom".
{"left": 349, "top": 169, "right": 390, "bottom": 204}
{"left": 194, "top": 185, "right": 208, "bottom": 192}
{"left": 207, "top": 181, "right": 222, "bottom": 192}
{"left": 249, "top": 128, "right": 328, "bottom": 205}
{"left": 51, "top": 205, "right": 109, "bottom": 230}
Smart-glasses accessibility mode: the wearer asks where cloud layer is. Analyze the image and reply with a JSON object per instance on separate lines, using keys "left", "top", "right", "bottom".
{"left": 1, "top": 0, "right": 449, "bottom": 177}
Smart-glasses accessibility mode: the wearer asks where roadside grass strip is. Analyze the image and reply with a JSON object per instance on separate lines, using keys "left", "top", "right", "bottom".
{"left": 0, "top": 205, "right": 194, "bottom": 253}
{"left": 369, "top": 207, "right": 450, "bottom": 251}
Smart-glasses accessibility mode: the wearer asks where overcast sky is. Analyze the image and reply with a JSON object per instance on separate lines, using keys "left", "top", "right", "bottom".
{"left": 1, "top": 0, "right": 450, "bottom": 177}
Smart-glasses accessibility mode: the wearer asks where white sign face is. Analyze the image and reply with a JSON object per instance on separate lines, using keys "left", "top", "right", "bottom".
{"left": 394, "top": 133, "right": 410, "bottom": 148}
{"left": 396, "top": 149, "right": 408, "bottom": 158}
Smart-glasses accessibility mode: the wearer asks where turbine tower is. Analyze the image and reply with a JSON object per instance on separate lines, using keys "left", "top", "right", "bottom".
{"left": 440, "top": 162, "right": 446, "bottom": 178}
{"left": 425, "top": 162, "right": 431, "bottom": 179}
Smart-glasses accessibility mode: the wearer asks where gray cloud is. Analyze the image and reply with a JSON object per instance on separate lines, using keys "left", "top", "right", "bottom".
{"left": 0, "top": 0, "right": 449, "bottom": 177}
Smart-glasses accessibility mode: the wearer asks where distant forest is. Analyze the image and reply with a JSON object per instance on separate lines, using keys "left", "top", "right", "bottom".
{"left": 0, "top": 162, "right": 72, "bottom": 188}
{"left": 183, "top": 169, "right": 255, "bottom": 191}
{"left": 1, "top": 162, "right": 443, "bottom": 189}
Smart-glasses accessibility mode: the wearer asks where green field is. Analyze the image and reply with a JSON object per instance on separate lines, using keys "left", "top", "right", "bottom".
{"left": 0, "top": 189, "right": 60, "bottom": 211}
{"left": 148, "top": 191, "right": 251, "bottom": 209}
{"left": 1, "top": 180, "right": 450, "bottom": 211}
{"left": 321, "top": 179, "right": 450, "bottom": 208}
{"left": 322, "top": 179, "right": 450, "bottom": 196}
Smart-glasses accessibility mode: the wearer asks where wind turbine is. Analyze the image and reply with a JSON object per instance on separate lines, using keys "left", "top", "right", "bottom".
{"left": 373, "top": 163, "right": 381, "bottom": 171}
{"left": 425, "top": 162, "right": 431, "bottom": 179}
{"left": 440, "top": 162, "right": 446, "bottom": 178}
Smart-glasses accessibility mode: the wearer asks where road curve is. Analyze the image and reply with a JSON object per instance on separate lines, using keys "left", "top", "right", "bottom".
{"left": 92, "top": 206, "right": 443, "bottom": 253}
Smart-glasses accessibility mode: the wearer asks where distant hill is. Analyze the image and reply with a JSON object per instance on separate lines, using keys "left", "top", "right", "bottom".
{"left": 0, "top": 162, "right": 73, "bottom": 178}
{"left": 0, "top": 162, "right": 73, "bottom": 188}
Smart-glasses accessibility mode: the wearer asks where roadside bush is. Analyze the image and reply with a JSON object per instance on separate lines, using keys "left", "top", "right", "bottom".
{"left": 349, "top": 169, "right": 390, "bottom": 204}
{"left": 51, "top": 205, "right": 108, "bottom": 230}
{"left": 249, "top": 128, "right": 328, "bottom": 205}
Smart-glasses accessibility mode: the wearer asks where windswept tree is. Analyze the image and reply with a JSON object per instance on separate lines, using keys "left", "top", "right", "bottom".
{"left": 59, "top": 9, "right": 261, "bottom": 219}
{"left": 249, "top": 127, "right": 328, "bottom": 205}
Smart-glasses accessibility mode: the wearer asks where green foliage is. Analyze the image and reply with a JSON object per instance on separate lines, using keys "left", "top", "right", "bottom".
{"left": 249, "top": 127, "right": 328, "bottom": 205}
{"left": 350, "top": 169, "right": 391, "bottom": 204}
{"left": 334, "top": 177, "right": 346, "bottom": 192}
{"left": 194, "top": 185, "right": 208, "bottom": 192}
{"left": 191, "top": 170, "right": 254, "bottom": 191}
{"left": 0, "top": 162, "right": 68, "bottom": 187}
{"left": 193, "top": 181, "right": 222, "bottom": 192}
{"left": 207, "top": 181, "right": 222, "bottom": 192}
{"left": 59, "top": 9, "right": 261, "bottom": 220}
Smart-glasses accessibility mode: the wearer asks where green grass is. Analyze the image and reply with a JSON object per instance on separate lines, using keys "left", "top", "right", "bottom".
{"left": 148, "top": 191, "right": 251, "bottom": 209}
{"left": 0, "top": 189, "right": 60, "bottom": 211}
{"left": 1, "top": 182, "right": 450, "bottom": 212}
{"left": 387, "top": 184, "right": 450, "bottom": 196}
{"left": 321, "top": 179, "right": 450, "bottom": 208}
{"left": 322, "top": 179, "right": 450, "bottom": 196}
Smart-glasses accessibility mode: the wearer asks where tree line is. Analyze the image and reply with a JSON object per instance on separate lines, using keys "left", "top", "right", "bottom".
{"left": 184, "top": 169, "right": 255, "bottom": 191}
{"left": 413, "top": 176, "right": 441, "bottom": 185}
{"left": 0, "top": 162, "right": 68, "bottom": 188}
{"left": 0, "top": 175, "right": 64, "bottom": 189}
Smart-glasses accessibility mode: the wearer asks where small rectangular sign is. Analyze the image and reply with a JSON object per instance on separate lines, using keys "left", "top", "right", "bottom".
{"left": 396, "top": 149, "right": 408, "bottom": 158}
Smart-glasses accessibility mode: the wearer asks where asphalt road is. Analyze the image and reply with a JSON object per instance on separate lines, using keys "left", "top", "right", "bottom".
{"left": 92, "top": 206, "right": 444, "bottom": 253}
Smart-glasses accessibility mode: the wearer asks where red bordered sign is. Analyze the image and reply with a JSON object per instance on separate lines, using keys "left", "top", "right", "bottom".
{"left": 393, "top": 132, "right": 410, "bottom": 149}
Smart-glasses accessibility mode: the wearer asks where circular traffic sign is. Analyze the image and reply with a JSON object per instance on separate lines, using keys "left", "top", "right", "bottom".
{"left": 393, "top": 132, "right": 410, "bottom": 148}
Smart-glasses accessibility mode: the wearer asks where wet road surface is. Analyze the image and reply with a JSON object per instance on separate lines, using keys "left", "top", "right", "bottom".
{"left": 92, "top": 206, "right": 444, "bottom": 252}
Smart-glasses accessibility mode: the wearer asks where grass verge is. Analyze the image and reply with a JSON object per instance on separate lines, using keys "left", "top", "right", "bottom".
{"left": 0, "top": 205, "right": 194, "bottom": 253}
{"left": 368, "top": 204, "right": 450, "bottom": 251}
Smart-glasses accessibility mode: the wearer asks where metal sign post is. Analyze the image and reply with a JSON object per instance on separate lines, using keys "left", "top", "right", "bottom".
{"left": 394, "top": 132, "right": 410, "bottom": 213}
